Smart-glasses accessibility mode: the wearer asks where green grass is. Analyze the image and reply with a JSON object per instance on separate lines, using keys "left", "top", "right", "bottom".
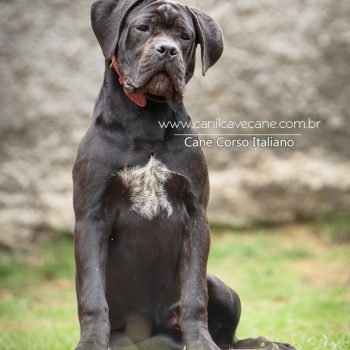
{"left": 0, "top": 226, "right": 349, "bottom": 350}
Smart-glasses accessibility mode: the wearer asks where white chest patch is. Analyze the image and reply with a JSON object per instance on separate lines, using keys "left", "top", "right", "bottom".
{"left": 117, "top": 156, "right": 174, "bottom": 221}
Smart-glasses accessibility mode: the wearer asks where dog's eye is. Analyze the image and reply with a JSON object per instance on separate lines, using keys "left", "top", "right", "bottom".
{"left": 136, "top": 25, "right": 149, "bottom": 32}
{"left": 180, "top": 33, "right": 190, "bottom": 41}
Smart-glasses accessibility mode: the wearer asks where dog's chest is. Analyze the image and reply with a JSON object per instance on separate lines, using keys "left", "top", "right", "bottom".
{"left": 117, "top": 156, "right": 174, "bottom": 221}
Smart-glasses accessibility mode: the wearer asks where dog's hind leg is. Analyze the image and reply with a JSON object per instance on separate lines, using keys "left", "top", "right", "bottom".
{"left": 207, "top": 274, "right": 241, "bottom": 347}
{"left": 206, "top": 276, "right": 297, "bottom": 350}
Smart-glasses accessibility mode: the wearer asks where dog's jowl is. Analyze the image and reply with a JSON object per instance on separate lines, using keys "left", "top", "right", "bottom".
{"left": 73, "top": 1, "right": 296, "bottom": 350}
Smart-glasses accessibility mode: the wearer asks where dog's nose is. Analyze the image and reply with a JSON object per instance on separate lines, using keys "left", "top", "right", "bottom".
{"left": 155, "top": 43, "right": 178, "bottom": 57}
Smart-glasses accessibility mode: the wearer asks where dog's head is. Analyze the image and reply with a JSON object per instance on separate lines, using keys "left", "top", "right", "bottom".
{"left": 91, "top": 0, "right": 224, "bottom": 102}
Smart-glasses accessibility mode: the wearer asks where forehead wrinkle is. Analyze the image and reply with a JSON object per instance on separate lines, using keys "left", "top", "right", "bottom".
{"left": 174, "top": 16, "right": 193, "bottom": 32}
{"left": 154, "top": 3, "right": 181, "bottom": 27}
{"left": 129, "top": 13, "right": 154, "bottom": 25}
{"left": 129, "top": 2, "right": 194, "bottom": 34}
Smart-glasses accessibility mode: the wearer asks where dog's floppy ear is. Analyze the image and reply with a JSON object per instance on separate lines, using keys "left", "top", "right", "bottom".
{"left": 188, "top": 7, "right": 224, "bottom": 76}
{"left": 91, "top": 0, "right": 142, "bottom": 59}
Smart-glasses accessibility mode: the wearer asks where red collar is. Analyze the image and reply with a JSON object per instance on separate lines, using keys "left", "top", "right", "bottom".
{"left": 110, "top": 56, "right": 147, "bottom": 108}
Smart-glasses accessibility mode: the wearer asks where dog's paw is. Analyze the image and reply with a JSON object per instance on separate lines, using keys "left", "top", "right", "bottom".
{"left": 272, "top": 342, "right": 297, "bottom": 350}
{"left": 229, "top": 337, "right": 297, "bottom": 350}
{"left": 75, "top": 340, "right": 110, "bottom": 350}
{"left": 185, "top": 330, "right": 221, "bottom": 350}
{"left": 185, "top": 342, "right": 221, "bottom": 350}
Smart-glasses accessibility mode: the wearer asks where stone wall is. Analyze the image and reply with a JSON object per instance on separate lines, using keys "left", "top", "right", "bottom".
{"left": 0, "top": 0, "right": 349, "bottom": 248}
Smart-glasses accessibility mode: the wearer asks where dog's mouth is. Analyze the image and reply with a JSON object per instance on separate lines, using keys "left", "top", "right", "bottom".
{"left": 129, "top": 64, "right": 185, "bottom": 102}
{"left": 137, "top": 71, "right": 184, "bottom": 101}
{"left": 144, "top": 72, "right": 172, "bottom": 97}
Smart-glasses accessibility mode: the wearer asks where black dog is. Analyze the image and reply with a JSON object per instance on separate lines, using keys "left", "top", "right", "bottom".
{"left": 73, "top": 1, "right": 296, "bottom": 350}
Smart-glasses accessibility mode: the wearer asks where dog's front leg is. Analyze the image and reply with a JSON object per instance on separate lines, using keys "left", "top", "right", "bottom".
{"left": 179, "top": 208, "right": 220, "bottom": 350}
{"left": 75, "top": 216, "right": 110, "bottom": 350}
